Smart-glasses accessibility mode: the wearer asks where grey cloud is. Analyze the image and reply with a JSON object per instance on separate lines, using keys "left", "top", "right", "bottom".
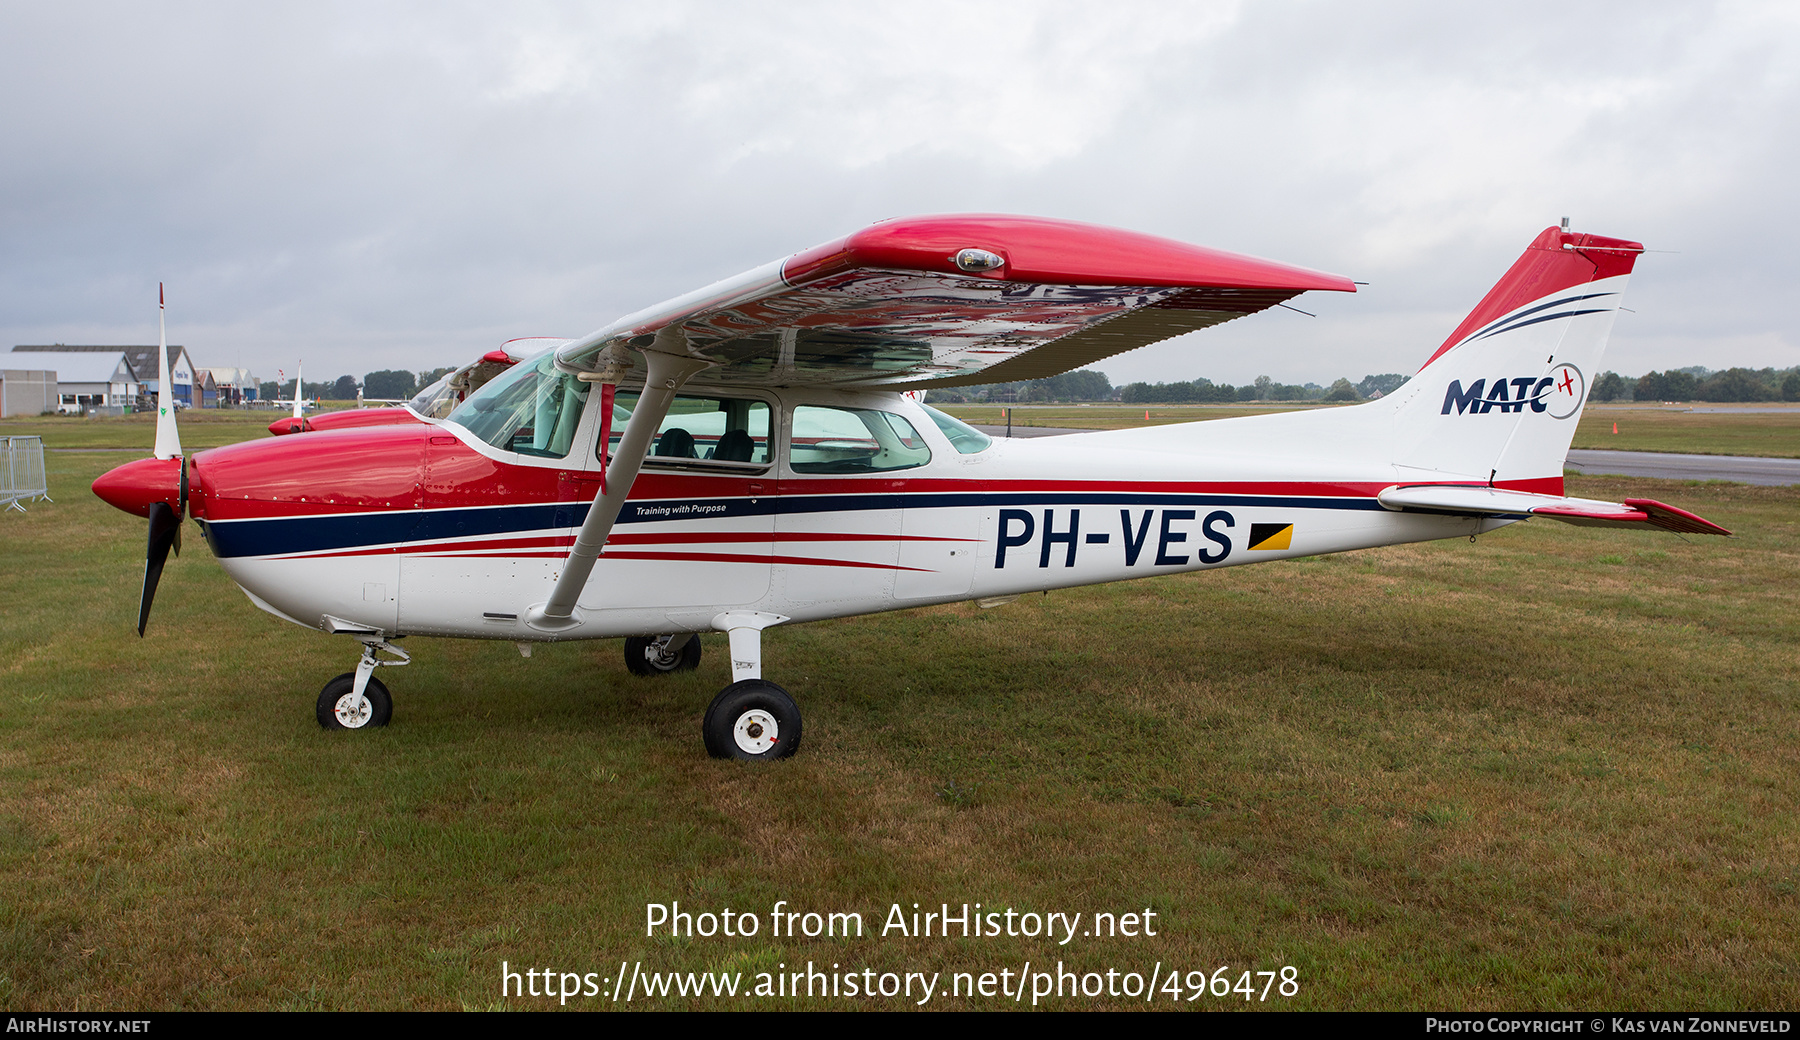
{"left": 1, "top": 2, "right": 1793, "bottom": 386}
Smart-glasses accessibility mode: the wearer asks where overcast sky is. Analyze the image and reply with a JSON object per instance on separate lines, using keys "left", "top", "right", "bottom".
{"left": 3, "top": 2, "right": 1795, "bottom": 387}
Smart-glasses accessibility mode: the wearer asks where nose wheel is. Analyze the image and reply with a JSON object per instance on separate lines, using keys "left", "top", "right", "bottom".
{"left": 316, "top": 637, "right": 408, "bottom": 731}
{"left": 317, "top": 673, "right": 392, "bottom": 729}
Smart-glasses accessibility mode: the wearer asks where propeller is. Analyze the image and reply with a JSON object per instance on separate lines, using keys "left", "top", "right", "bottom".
{"left": 139, "top": 499, "right": 180, "bottom": 636}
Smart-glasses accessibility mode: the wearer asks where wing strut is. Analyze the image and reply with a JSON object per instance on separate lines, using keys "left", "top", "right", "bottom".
{"left": 525, "top": 339, "right": 715, "bottom": 632}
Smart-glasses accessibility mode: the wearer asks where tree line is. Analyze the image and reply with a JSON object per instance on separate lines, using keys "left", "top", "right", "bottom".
{"left": 927, "top": 371, "right": 1410, "bottom": 404}
{"left": 933, "top": 366, "right": 1800, "bottom": 406}
{"left": 1592, "top": 366, "right": 1800, "bottom": 403}
{"left": 258, "top": 367, "right": 457, "bottom": 402}
{"left": 254, "top": 363, "right": 1800, "bottom": 406}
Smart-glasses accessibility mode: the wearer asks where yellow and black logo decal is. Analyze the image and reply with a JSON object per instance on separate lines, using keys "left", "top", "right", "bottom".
{"left": 1247, "top": 523, "right": 1293, "bottom": 551}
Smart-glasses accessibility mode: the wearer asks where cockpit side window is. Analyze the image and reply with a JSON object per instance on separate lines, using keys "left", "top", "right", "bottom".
{"left": 601, "top": 393, "right": 772, "bottom": 468}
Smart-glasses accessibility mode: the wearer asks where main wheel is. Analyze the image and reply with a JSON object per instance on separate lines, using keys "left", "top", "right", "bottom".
{"left": 624, "top": 634, "right": 701, "bottom": 676}
{"left": 703, "top": 679, "right": 802, "bottom": 761}
{"left": 316, "top": 672, "right": 393, "bottom": 730}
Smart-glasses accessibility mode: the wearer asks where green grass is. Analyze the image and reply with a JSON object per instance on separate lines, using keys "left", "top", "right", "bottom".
{"left": 0, "top": 403, "right": 381, "bottom": 451}
{"left": 0, "top": 411, "right": 286, "bottom": 450}
{"left": 0, "top": 448, "right": 1796, "bottom": 1009}
{"left": 1574, "top": 405, "right": 1800, "bottom": 458}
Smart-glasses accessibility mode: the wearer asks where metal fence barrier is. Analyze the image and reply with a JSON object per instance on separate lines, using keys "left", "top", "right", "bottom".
{"left": 2, "top": 435, "right": 50, "bottom": 512}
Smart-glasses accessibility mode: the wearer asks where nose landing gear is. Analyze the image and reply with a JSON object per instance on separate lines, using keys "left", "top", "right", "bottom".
{"left": 317, "top": 637, "right": 409, "bottom": 731}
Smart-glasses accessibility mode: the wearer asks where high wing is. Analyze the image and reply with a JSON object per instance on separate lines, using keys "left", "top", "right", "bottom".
{"left": 554, "top": 214, "right": 1356, "bottom": 388}
{"left": 1378, "top": 485, "right": 1731, "bottom": 536}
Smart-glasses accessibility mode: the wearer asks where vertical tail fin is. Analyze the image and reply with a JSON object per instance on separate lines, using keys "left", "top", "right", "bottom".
{"left": 1381, "top": 226, "right": 1644, "bottom": 492}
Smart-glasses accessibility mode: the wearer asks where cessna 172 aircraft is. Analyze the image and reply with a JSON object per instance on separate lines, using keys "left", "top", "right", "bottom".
{"left": 93, "top": 215, "right": 1726, "bottom": 761}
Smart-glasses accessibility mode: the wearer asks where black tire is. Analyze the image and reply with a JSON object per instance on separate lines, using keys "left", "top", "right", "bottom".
{"left": 316, "top": 672, "right": 393, "bottom": 730}
{"left": 624, "top": 634, "right": 701, "bottom": 676}
{"left": 703, "top": 679, "right": 802, "bottom": 761}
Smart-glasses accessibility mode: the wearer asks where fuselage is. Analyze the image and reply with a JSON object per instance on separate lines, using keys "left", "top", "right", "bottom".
{"left": 186, "top": 385, "right": 1504, "bottom": 642}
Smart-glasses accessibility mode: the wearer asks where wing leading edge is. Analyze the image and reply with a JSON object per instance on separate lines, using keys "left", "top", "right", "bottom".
{"left": 555, "top": 214, "right": 1356, "bottom": 389}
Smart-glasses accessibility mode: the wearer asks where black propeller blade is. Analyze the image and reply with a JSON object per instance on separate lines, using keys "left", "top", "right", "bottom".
{"left": 138, "top": 500, "right": 181, "bottom": 637}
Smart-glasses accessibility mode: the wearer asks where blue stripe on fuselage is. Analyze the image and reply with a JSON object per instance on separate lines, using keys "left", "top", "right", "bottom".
{"left": 198, "top": 490, "right": 1388, "bottom": 559}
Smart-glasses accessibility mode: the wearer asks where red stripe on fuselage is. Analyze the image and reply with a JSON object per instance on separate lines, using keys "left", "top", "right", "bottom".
{"left": 192, "top": 423, "right": 1565, "bottom": 529}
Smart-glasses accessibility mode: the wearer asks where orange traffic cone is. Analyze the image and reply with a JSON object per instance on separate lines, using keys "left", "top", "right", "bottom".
{"left": 1144, "top": 410, "right": 1149, "bottom": 420}
{"left": 1612, "top": 422, "right": 1618, "bottom": 434}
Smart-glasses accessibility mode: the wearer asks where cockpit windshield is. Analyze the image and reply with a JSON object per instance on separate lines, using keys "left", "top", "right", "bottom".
{"left": 444, "top": 353, "right": 590, "bottom": 459}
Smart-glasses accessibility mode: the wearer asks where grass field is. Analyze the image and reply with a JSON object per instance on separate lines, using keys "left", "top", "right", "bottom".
{"left": 0, "top": 411, "right": 287, "bottom": 450}
{"left": 1575, "top": 405, "right": 1800, "bottom": 458}
{"left": 1, "top": 436, "right": 1795, "bottom": 1009}
{"left": 938, "top": 403, "right": 1800, "bottom": 459}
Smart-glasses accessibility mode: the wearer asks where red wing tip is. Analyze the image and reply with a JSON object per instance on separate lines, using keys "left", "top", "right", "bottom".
{"left": 1622, "top": 499, "right": 1732, "bottom": 536}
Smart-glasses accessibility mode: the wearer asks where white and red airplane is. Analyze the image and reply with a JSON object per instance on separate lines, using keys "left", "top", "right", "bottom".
{"left": 93, "top": 215, "right": 1727, "bottom": 760}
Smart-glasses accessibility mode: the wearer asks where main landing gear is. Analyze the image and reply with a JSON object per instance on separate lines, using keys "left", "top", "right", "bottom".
{"left": 703, "top": 679, "right": 801, "bottom": 761}
{"left": 623, "top": 633, "right": 701, "bottom": 676}
{"left": 705, "top": 612, "right": 799, "bottom": 762}
{"left": 631, "top": 613, "right": 801, "bottom": 762}
{"left": 317, "top": 637, "right": 409, "bottom": 731}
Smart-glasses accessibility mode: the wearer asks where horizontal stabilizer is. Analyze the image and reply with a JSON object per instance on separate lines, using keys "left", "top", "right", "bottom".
{"left": 1378, "top": 485, "right": 1729, "bottom": 536}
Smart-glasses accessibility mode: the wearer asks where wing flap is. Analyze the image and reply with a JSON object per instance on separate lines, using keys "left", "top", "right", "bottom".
{"left": 556, "top": 215, "right": 1354, "bottom": 388}
{"left": 1378, "top": 485, "right": 1730, "bottom": 536}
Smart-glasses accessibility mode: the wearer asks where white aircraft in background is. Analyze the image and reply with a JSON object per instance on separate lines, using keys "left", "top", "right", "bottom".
{"left": 263, "top": 364, "right": 316, "bottom": 425}
{"left": 94, "top": 215, "right": 1726, "bottom": 761}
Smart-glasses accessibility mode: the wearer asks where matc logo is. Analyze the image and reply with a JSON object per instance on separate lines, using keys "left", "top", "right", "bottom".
{"left": 1440, "top": 363, "right": 1585, "bottom": 420}
{"left": 1542, "top": 363, "right": 1585, "bottom": 419}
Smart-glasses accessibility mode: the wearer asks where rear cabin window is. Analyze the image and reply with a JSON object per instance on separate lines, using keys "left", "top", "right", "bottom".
{"left": 601, "top": 393, "right": 772, "bottom": 467}
{"left": 919, "top": 402, "right": 993, "bottom": 454}
{"left": 789, "top": 405, "right": 931, "bottom": 473}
